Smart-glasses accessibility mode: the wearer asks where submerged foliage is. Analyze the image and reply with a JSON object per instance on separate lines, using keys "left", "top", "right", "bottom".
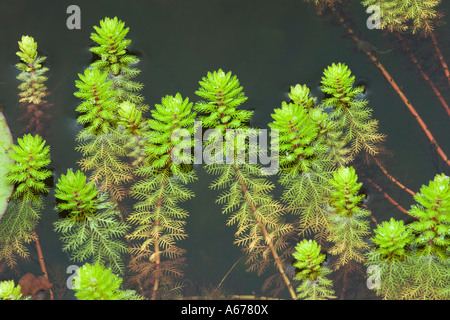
{"left": 361, "top": 0, "right": 444, "bottom": 36}
{"left": 407, "top": 173, "right": 449, "bottom": 259}
{"left": 293, "top": 239, "right": 335, "bottom": 300}
{"left": 327, "top": 166, "right": 371, "bottom": 270}
{"left": 195, "top": 69, "right": 297, "bottom": 300}
{"left": 321, "top": 63, "right": 385, "bottom": 161}
{"left": 54, "top": 170, "right": 129, "bottom": 273}
{"left": 0, "top": 134, "right": 51, "bottom": 268}
{"left": 269, "top": 84, "right": 336, "bottom": 241}
{"left": 127, "top": 93, "right": 196, "bottom": 299}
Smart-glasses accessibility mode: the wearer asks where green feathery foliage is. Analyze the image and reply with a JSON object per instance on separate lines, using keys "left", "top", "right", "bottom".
{"left": 400, "top": 173, "right": 450, "bottom": 299}
{"left": 54, "top": 170, "right": 129, "bottom": 274}
{"left": 117, "top": 101, "right": 149, "bottom": 167}
{"left": 74, "top": 68, "right": 118, "bottom": 135}
{"left": 90, "top": 17, "right": 146, "bottom": 109}
{"left": 0, "top": 134, "right": 51, "bottom": 268}
{"left": 293, "top": 239, "right": 336, "bottom": 300}
{"left": 76, "top": 129, "right": 133, "bottom": 203}
{"left": 195, "top": 69, "right": 252, "bottom": 133}
{"left": 74, "top": 62, "right": 134, "bottom": 204}
{"left": 54, "top": 169, "right": 99, "bottom": 220}
{"left": 361, "top": 0, "right": 406, "bottom": 33}
{"left": 15, "top": 35, "right": 51, "bottom": 134}
{"left": 127, "top": 93, "right": 196, "bottom": 299}
{"left": 321, "top": 63, "right": 386, "bottom": 161}
{"left": 365, "top": 218, "right": 413, "bottom": 299}
{"left": 327, "top": 166, "right": 371, "bottom": 271}
{"left": 6, "top": 134, "right": 51, "bottom": 202}
{"left": 73, "top": 262, "right": 144, "bottom": 300}
{"left": 371, "top": 218, "right": 413, "bottom": 262}
{"left": 269, "top": 84, "right": 337, "bottom": 241}
{"left": 362, "top": 0, "right": 443, "bottom": 37}
{"left": 0, "top": 280, "right": 29, "bottom": 300}
{"left": 401, "top": 252, "right": 449, "bottom": 300}
{"left": 195, "top": 69, "right": 297, "bottom": 300}
{"left": 268, "top": 85, "right": 326, "bottom": 174}
{"left": 407, "top": 173, "right": 449, "bottom": 259}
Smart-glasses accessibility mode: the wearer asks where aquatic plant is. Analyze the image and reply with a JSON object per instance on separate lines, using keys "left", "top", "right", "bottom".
{"left": 6, "top": 134, "right": 51, "bottom": 202}
{"left": 127, "top": 93, "right": 196, "bottom": 300}
{"left": 407, "top": 173, "right": 449, "bottom": 258}
{"left": 72, "top": 262, "right": 143, "bottom": 300}
{"left": 74, "top": 67, "right": 134, "bottom": 204}
{"left": 268, "top": 84, "right": 338, "bottom": 242}
{"left": 53, "top": 169, "right": 129, "bottom": 274}
{"left": 401, "top": 173, "right": 449, "bottom": 299}
{"left": 117, "top": 101, "right": 149, "bottom": 167}
{"left": 194, "top": 69, "right": 297, "bottom": 300}
{"left": 15, "top": 35, "right": 51, "bottom": 135}
{"left": 311, "top": 2, "right": 450, "bottom": 167}
{"left": 0, "top": 280, "right": 28, "bottom": 300}
{"left": 292, "top": 239, "right": 335, "bottom": 300}
{"left": 326, "top": 166, "right": 371, "bottom": 297}
{"left": 74, "top": 67, "right": 118, "bottom": 135}
{"left": 0, "top": 134, "right": 51, "bottom": 269}
{"left": 364, "top": 174, "right": 449, "bottom": 300}
{"left": 365, "top": 218, "right": 413, "bottom": 299}
{"left": 90, "top": 16, "right": 146, "bottom": 110}
{"left": 321, "top": 63, "right": 386, "bottom": 162}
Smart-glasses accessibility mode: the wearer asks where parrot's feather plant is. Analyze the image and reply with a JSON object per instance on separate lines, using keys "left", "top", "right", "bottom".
{"left": 74, "top": 67, "right": 133, "bottom": 203}
{"left": 15, "top": 36, "right": 52, "bottom": 135}
{"left": 401, "top": 173, "right": 449, "bottom": 299}
{"left": 90, "top": 17, "right": 147, "bottom": 111}
{"left": 127, "top": 93, "right": 196, "bottom": 300}
{"left": 365, "top": 218, "right": 413, "bottom": 299}
{"left": 365, "top": 173, "right": 449, "bottom": 300}
{"left": 72, "top": 262, "right": 143, "bottom": 300}
{"left": 268, "top": 84, "right": 337, "bottom": 242}
{"left": 53, "top": 169, "right": 129, "bottom": 274}
{"left": 326, "top": 166, "right": 371, "bottom": 297}
{"left": 293, "top": 239, "right": 336, "bottom": 300}
{"left": 0, "top": 134, "right": 51, "bottom": 269}
{"left": 195, "top": 69, "right": 297, "bottom": 300}
{"left": 321, "top": 63, "right": 386, "bottom": 162}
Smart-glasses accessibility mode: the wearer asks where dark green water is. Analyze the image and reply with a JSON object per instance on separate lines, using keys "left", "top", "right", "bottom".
{"left": 0, "top": 0, "right": 449, "bottom": 300}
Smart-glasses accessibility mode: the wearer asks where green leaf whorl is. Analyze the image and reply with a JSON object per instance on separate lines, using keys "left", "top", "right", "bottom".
{"left": 73, "top": 262, "right": 124, "bottom": 300}
{"left": 321, "top": 63, "right": 364, "bottom": 108}
{"left": 293, "top": 239, "right": 327, "bottom": 281}
{"left": 408, "top": 173, "right": 450, "bottom": 259}
{"left": 195, "top": 69, "right": 253, "bottom": 132}
{"left": 55, "top": 169, "right": 99, "bottom": 220}
{"left": 74, "top": 68, "right": 117, "bottom": 135}
{"left": 371, "top": 218, "right": 413, "bottom": 262}
{"left": 329, "top": 166, "right": 364, "bottom": 217}
{"left": 145, "top": 93, "right": 196, "bottom": 173}
{"left": 6, "top": 134, "right": 51, "bottom": 200}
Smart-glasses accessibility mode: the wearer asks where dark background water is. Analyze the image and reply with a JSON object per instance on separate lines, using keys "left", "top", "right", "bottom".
{"left": 0, "top": 0, "right": 449, "bottom": 299}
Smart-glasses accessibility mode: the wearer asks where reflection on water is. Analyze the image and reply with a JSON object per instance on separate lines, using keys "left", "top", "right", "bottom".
{"left": 0, "top": 0, "right": 449, "bottom": 300}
